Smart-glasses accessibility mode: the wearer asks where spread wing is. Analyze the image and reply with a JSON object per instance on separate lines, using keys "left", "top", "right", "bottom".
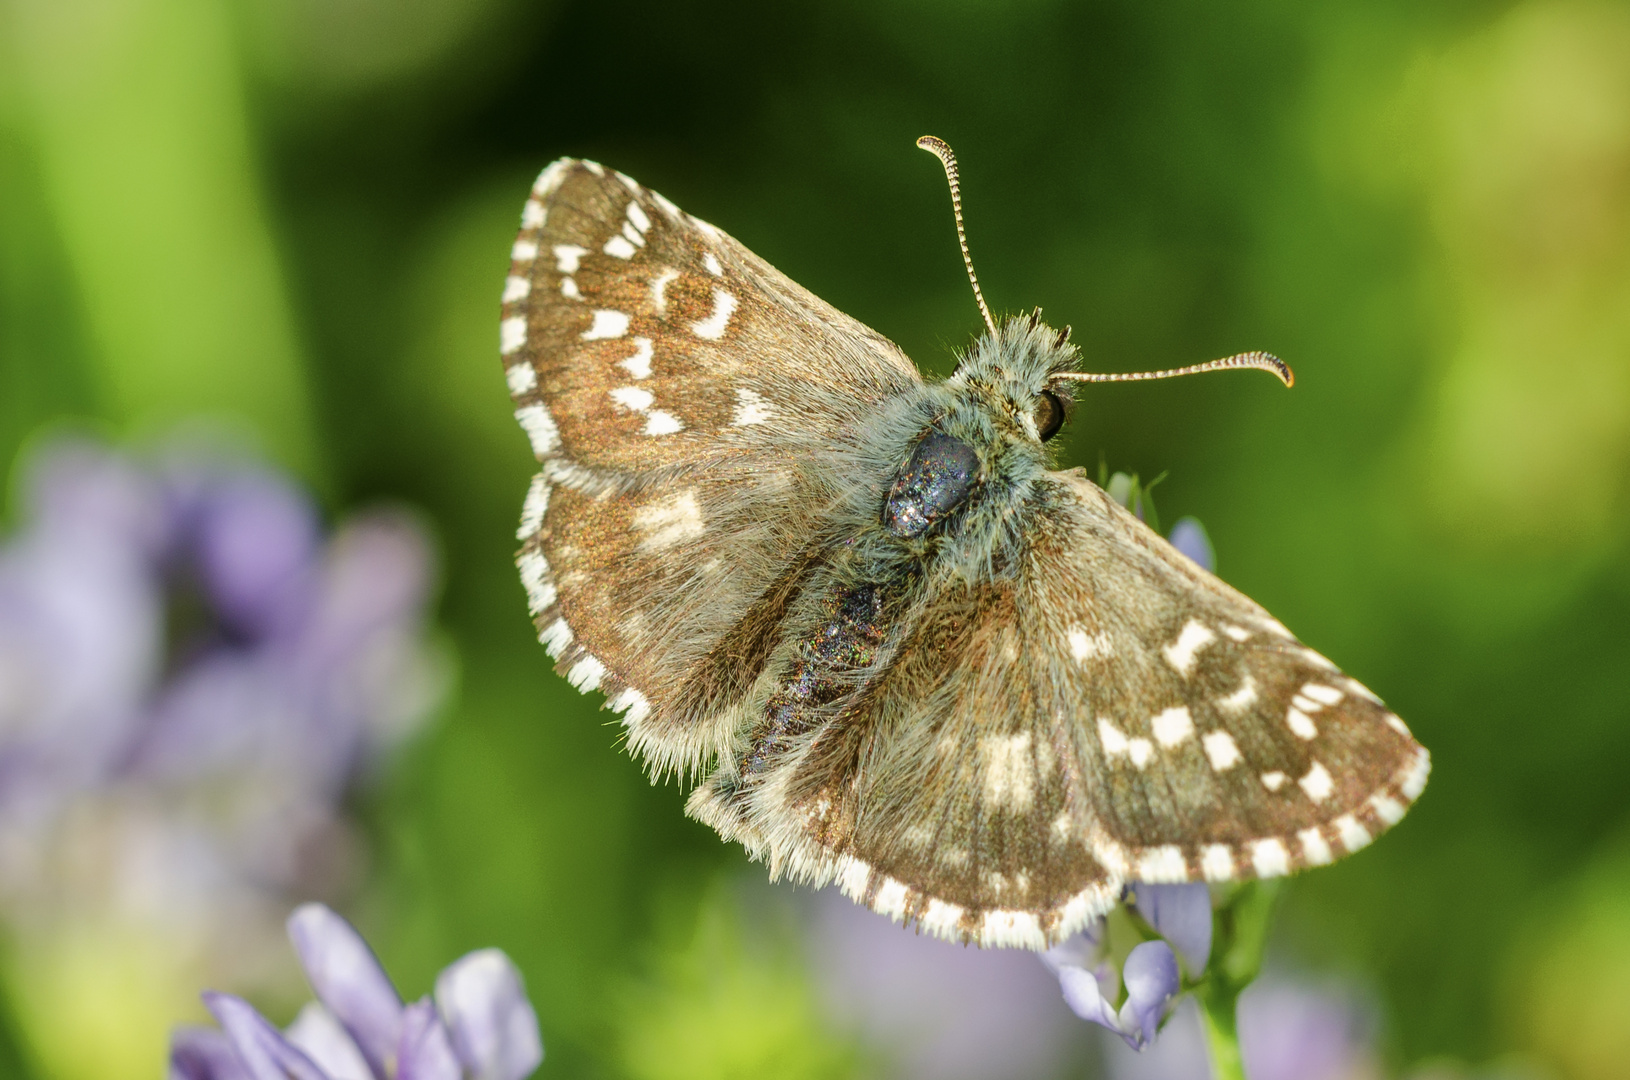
{"left": 689, "top": 470, "right": 1429, "bottom": 949}
{"left": 504, "top": 159, "right": 921, "bottom": 777}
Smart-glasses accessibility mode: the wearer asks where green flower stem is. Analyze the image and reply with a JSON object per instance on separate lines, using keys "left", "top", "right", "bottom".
{"left": 1194, "top": 881, "right": 1282, "bottom": 1080}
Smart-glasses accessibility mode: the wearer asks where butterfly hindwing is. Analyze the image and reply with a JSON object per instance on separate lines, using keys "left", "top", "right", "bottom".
{"left": 505, "top": 160, "right": 921, "bottom": 776}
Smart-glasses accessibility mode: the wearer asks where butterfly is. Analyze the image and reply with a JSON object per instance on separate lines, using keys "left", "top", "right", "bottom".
{"left": 501, "top": 137, "right": 1429, "bottom": 949}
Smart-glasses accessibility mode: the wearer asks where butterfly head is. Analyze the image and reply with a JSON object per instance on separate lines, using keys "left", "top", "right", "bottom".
{"left": 946, "top": 310, "right": 1081, "bottom": 446}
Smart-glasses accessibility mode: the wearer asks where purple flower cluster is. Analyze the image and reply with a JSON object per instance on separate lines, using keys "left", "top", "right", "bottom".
{"left": 0, "top": 433, "right": 445, "bottom": 977}
{"left": 172, "top": 904, "right": 542, "bottom": 1080}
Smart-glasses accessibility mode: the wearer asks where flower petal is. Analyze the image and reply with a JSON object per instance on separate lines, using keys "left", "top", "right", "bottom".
{"left": 1168, "top": 517, "right": 1214, "bottom": 573}
{"left": 170, "top": 1026, "right": 252, "bottom": 1080}
{"left": 204, "top": 993, "right": 331, "bottom": 1080}
{"left": 285, "top": 1003, "right": 373, "bottom": 1080}
{"left": 287, "top": 904, "right": 402, "bottom": 1077}
{"left": 1132, "top": 883, "right": 1213, "bottom": 974}
{"left": 1056, "top": 965, "right": 1123, "bottom": 1034}
{"left": 435, "top": 949, "right": 545, "bottom": 1080}
{"left": 396, "top": 998, "right": 462, "bottom": 1080}
{"left": 1118, "top": 941, "right": 1180, "bottom": 1050}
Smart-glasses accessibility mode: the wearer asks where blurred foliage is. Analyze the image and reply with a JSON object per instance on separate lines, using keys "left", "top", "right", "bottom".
{"left": 2, "top": 0, "right": 1629, "bottom": 1077}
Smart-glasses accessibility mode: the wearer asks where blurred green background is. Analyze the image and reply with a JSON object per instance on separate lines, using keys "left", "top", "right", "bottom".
{"left": 3, "top": 0, "right": 1629, "bottom": 1077}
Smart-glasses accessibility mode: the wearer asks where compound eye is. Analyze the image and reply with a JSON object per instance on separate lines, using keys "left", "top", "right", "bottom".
{"left": 1033, "top": 390, "right": 1068, "bottom": 442}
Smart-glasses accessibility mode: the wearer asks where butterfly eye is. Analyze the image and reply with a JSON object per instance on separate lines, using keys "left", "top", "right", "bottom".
{"left": 1033, "top": 390, "right": 1069, "bottom": 442}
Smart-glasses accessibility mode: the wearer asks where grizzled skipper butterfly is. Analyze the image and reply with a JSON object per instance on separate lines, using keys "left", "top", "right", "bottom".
{"left": 502, "top": 137, "right": 1429, "bottom": 949}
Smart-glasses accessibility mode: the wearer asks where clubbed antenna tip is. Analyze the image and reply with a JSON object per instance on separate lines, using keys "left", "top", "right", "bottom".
{"left": 1054, "top": 351, "right": 1294, "bottom": 388}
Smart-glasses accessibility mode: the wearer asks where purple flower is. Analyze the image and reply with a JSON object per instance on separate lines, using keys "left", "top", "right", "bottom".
{"left": 170, "top": 904, "right": 543, "bottom": 1080}
{"left": 1041, "top": 884, "right": 1209, "bottom": 1050}
{"left": 0, "top": 433, "right": 446, "bottom": 991}
{"left": 1168, "top": 517, "right": 1214, "bottom": 573}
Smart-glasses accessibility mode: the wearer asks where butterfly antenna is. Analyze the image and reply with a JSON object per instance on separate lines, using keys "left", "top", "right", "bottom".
{"left": 1054, "top": 351, "right": 1295, "bottom": 388}
{"left": 918, "top": 135, "right": 998, "bottom": 337}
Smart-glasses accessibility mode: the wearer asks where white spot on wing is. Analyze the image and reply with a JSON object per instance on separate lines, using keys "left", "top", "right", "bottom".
{"left": 553, "top": 244, "right": 588, "bottom": 272}
{"left": 980, "top": 910, "right": 1045, "bottom": 950}
{"left": 643, "top": 410, "right": 684, "bottom": 436}
{"left": 1068, "top": 626, "right": 1113, "bottom": 661}
{"left": 650, "top": 268, "right": 680, "bottom": 314}
{"left": 1298, "top": 828, "right": 1332, "bottom": 866}
{"left": 690, "top": 288, "right": 737, "bottom": 339}
{"left": 1334, "top": 815, "right": 1371, "bottom": 853}
{"left": 514, "top": 404, "right": 559, "bottom": 456}
{"left": 517, "top": 474, "right": 550, "bottom": 539}
{"left": 610, "top": 688, "right": 651, "bottom": 727}
{"left": 505, "top": 362, "right": 536, "bottom": 395}
{"left": 1299, "top": 647, "right": 1339, "bottom": 671}
{"left": 1300, "top": 683, "right": 1344, "bottom": 706}
{"left": 511, "top": 239, "right": 539, "bottom": 262}
{"left": 633, "top": 489, "right": 705, "bottom": 549}
{"left": 919, "top": 900, "right": 965, "bottom": 939}
{"left": 1138, "top": 846, "right": 1187, "bottom": 882}
{"left": 582, "top": 160, "right": 605, "bottom": 177}
{"left": 499, "top": 316, "right": 526, "bottom": 355}
{"left": 873, "top": 877, "right": 910, "bottom": 922}
{"left": 1287, "top": 707, "right": 1318, "bottom": 740}
{"left": 1250, "top": 838, "right": 1290, "bottom": 877}
{"left": 619, "top": 337, "right": 654, "bottom": 380}
{"left": 1128, "top": 738, "right": 1153, "bottom": 769}
{"left": 532, "top": 160, "right": 570, "bottom": 195}
{"left": 1221, "top": 624, "right": 1251, "bottom": 642}
{"left": 538, "top": 617, "right": 573, "bottom": 658}
{"left": 626, "top": 200, "right": 650, "bottom": 234}
{"left": 561, "top": 277, "right": 580, "bottom": 299}
{"left": 582, "top": 310, "right": 630, "bottom": 340}
{"left": 1217, "top": 676, "right": 1258, "bottom": 713}
{"left": 603, "top": 234, "right": 636, "bottom": 259}
{"left": 520, "top": 199, "right": 545, "bottom": 228}
{"left": 703, "top": 251, "right": 723, "bottom": 276}
{"left": 609, "top": 386, "right": 654, "bottom": 412}
{"left": 517, "top": 551, "right": 554, "bottom": 613}
{"left": 732, "top": 388, "right": 775, "bottom": 426}
{"left": 1151, "top": 706, "right": 1194, "bottom": 748}
{"left": 1400, "top": 747, "right": 1430, "bottom": 800}
{"left": 981, "top": 733, "right": 1036, "bottom": 811}
{"left": 1260, "top": 771, "right": 1287, "bottom": 792}
{"left": 652, "top": 191, "right": 681, "bottom": 219}
{"left": 1052, "top": 812, "right": 1073, "bottom": 840}
{"left": 1164, "top": 620, "right": 1217, "bottom": 676}
{"left": 1298, "top": 761, "right": 1334, "bottom": 802}
{"left": 567, "top": 655, "right": 606, "bottom": 691}
{"left": 1097, "top": 718, "right": 1129, "bottom": 756}
{"left": 1202, "top": 730, "right": 1242, "bottom": 772}
{"left": 502, "top": 275, "right": 531, "bottom": 303}
{"left": 1370, "top": 793, "right": 1405, "bottom": 825}
{"left": 1201, "top": 845, "right": 1235, "bottom": 881}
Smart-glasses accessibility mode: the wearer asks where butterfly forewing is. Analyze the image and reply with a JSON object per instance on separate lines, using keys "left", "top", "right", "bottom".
{"left": 505, "top": 159, "right": 921, "bottom": 776}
